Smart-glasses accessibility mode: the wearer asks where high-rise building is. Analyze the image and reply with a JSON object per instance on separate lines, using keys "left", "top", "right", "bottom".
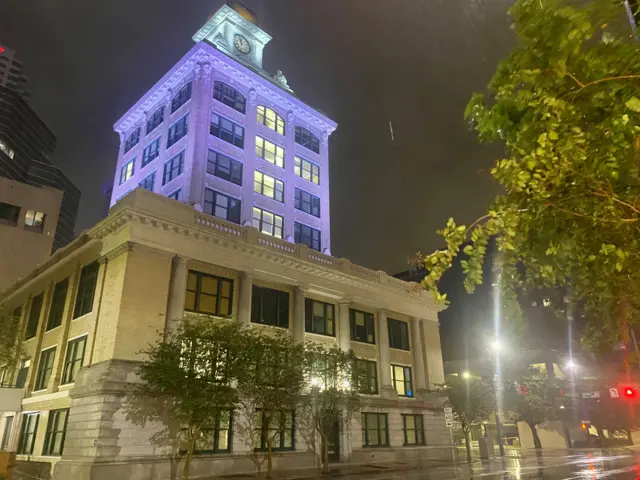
{"left": 0, "top": 44, "right": 30, "bottom": 101}
{"left": 110, "top": 2, "right": 336, "bottom": 253}
{"left": 0, "top": 85, "right": 80, "bottom": 250}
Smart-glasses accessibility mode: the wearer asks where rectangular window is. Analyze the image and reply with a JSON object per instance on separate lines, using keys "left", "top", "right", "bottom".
{"left": 139, "top": 172, "right": 156, "bottom": 192}
{"left": 255, "top": 136, "right": 284, "bottom": 168}
{"left": 35, "top": 348, "right": 56, "bottom": 391}
{"left": 191, "top": 411, "right": 232, "bottom": 453}
{"left": 356, "top": 359, "right": 378, "bottom": 395}
{"left": 43, "top": 409, "right": 69, "bottom": 456}
{"left": 25, "top": 293, "right": 43, "bottom": 340}
{"left": 350, "top": 309, "right": 375, "bottom": 344}
{"left": 294, "top": 188, "right": 320, "bottom": 217}
{"left": 124, "top": 127, "right": 140, "bottom": 153}
{"left": 1, "top": 416, "right": 13, "bottom": 451}
{"left": 0, "top": 202, "right": 20, "bottom": 226}
{"left": 390, "top": 365, "right": 413, "bottom": 398}
{"left": 15, "top": 360, "right": 29, "bottom": 388}
{"left": 207, "top": 149, "right": 243, "bottom": 186}
{"left": 24, "top": 210, "right": 46, "bottom": 232}
{"left": 251, "top": 286, "right": 289, "bottom": 329}
{"left": 167, "top": 115, "right": 188, "bottom": 148}
{"left": 210, "top": 113, "right": 244, "bottom": 148}
{"left": 304, "top": 298, "right": 334, "bottom": 336}
{"left": 17, "top": 413, "right": 39, "bottom": 455}
{"left": 252, "top": 207, "right": 283, "bottom": 238}
{"left": 203, "top": 189, "right": 241, "bottom": 224}
{"left": 185, "top": 270, "right": 234, "bottom": 317}
{"left": 61, "top": 336, "right": 87, "bottom": 385}
{"left": 163, "top": 151, "right": 184, "bottom": 185}
{"left": 141, "top": 138, "right": 160, "bottom": 167}
{"left": 171, "top": 82, "right": 192, "bottom": 113}
{"left": 254, "top": 171, "right": 284, "bottom": 202}
{"left": 73, "top": 262, "right": 99, "bottom": 319}
{"left": 295, "top": 126, "right": 320, "bottom": 154}
{"left": 254, "top": 410, "right": 294, "bottom": 451}
{"left": 146, "top": 106, "right": 164, "bottom": 134}
{"left": 361, "top": 413, "right": 388, "bottom": 447}
{"left": 388, "top": 319, "right": 410, "bottom": 351}
{"left": 119, "top": 159, "right": 135, "bottom": 185}
{"left": 168, "top": 188, "right": 181, "bottom": 201}
{"left": 294, "top": 156, "right": 320, "bottom": 185}
{"left": 402, "top": 414, "right": 425, "bottom": 446}
{"left": 294, "top": 222, "right": 321, "bottom": 252}
{"left": 47, "top": 278, "right": 69, "bottom": 331}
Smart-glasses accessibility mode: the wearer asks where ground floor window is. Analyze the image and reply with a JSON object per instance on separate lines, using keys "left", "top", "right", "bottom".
{"left": 1, "top": 416, "right": 13, "bottom": 451}
{"left": 189, "top": 411, "right": 232, "bottom": 453}
{"left": 17, "top": 413, "right": 39, "bottom": 455}
{"left": 402, "top": 414, "right": 425, "bottom": 446}
{"left": 43, "top": 409, "right": 69, "bottom": 456}
{"left": 361, "top": 412, "right": 388, "bottom": 447}
{"left": 254, "top": 410, "right": 294, "bottom": 451}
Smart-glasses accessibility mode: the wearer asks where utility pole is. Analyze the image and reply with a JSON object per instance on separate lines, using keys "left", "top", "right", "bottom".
{"left": 625, "top": 0, "right": 639, "bottom": 39}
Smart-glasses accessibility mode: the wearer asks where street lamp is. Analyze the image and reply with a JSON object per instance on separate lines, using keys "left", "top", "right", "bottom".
{"left": 462, "top": 371, "right": 471, "bottom": 380}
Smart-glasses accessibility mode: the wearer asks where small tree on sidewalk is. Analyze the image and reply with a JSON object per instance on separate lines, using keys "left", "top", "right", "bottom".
{"left": 447, "top": 375, "right": 495, "bottom": 462}
{"left": 506, "top": 368, "right": 550, "bottom": 449}
{"left": 126, "top": 319, "right": 249, "bottom": 480}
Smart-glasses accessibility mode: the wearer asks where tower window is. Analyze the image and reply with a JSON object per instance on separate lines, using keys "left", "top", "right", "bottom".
{"left": 253, "top": 207, "right": 283, "bottom": 238}
{"left": 139, "top": 172, "right": 156, "bottom": 192}
{"left": 119, "top": 159, "right": 135, "bottom": 185}
{"left": 257, "top": 106, "right": 285, "bottom": 135}
{"left": 204, "top": 189, "right": 241, "bottom": 224}
{"left": 255, "top": 136, "right": 284, "bottom": 168}
{"left": 0, "top": 202, "right": 20, "bottom": 226}
{"left": 171, "top": 82, "right": 192, "bottom": 113}
{"left": 167, "top": 115, "right": 189, "bottom": 148}
{"left": 207, "top": 150, "right": 243, "bottom": 186}
{"left": 24, "top": 210, "right": 46, "bottom": 232}
{"left": 254, "top": 171, "right": 284, "bottom": 202}
{"left": 142, "top": 138, "right": 160, "bottom": 167}
{"left": 295, "top": 126, "right": 320, "bottom": 154}
{"left": 294, "top": 222, "right": 320, "bottom": 252}
{"left": 163, "top": 151, "right": 184, "bottom": 185}
{"left": 294, "top": 156, "right": 319, "bottom": 185}
{"left": 294, "top": 188, "right": 320, "bottom": 218}
{"left": 124, "top": 127, "right": 141, "bottom": 153}
{"left": 146, "top": 106, "right": 165, "bottom": 134}
{"left": 210, "top": 113, "right": 244, "bottom": 148}
{"left": 213, "top": 81, "right": 246, "bottom": 114}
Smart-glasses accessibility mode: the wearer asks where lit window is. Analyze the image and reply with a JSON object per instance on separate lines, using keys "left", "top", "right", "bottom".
{"left": 390, "top": 365, "right": 413, "bottom": 397}
{"left": 146, "top": 106, "right": 164, "bottom": 134}
{"left": 17, "top": 413, "right": 39, "bottom": 455}
{"left": 139, "top": 172, "right": 156, "bottom": 192}
{"left": 124, "top": 128, "right": 141, "bottom": 153}
{"left": 171, "top": 82, "right": 192, "bottom": 113}
{"left": 210, "top": 113, "right": 244, "bottom": 148}
{"left": 402, "top": 414, "right": 425, "bottom": 446}
{"left": 294, "top": 222, "right": 321, "bottom": 251}
{"left": 294, "top": 188, "right": 320, "bottom": 217}
{"left": 207, "top": 150, "right": 243, "bottom": 186}
{"left": 361, "top": 413, "right": 388, "bottom": 447}
{"left": 254, "top": 171, "right": 284, "bottom": 202}
{"left": 213, "top": 81, "right": 246, "bottom": 114}
{"left": 43, "top": 409, "right": 69, "bottom": 456}
{"left": 168, "top": 189, "right": 182, "bottom": 201}
{"left": 61, "top": 336, "right": 87, "bottom": 385}
{"left": 350, "top": 310, "right": 375, "bottom": 344}
{"left": 163, "top": 151, "right": 184, "bottom": 185}
{"left": 295, "top": 126, "right": 320, "bottom": 154}
{"left": 0, "top": 138, "right": 15, "bottom": 159}
{"left": 185, "top": 270, "right": 234, "bottom": 316}
{"left": 167, "top": 115, "right": 188, "bottom": 148}
{"left": 251, "top": 286, "right": 289, "bottom": 329}
{"left": 254, "top": 410, "right": 294, "bottom": 451}
{"left": 294, "top": 156, "right": 319, "bottom": 185}
{"left": 304, "top": 298, "right": 334, "bottom": 336}
{"left": 256, "top": 106, "right": 285, "bottom": 135}
{"left": 119, "top": 159, "right": 135, "bottom": 185}
{"left": 388, "top": 319, "right": 410, "bottom": 350}
{"left": 255, "top": 136, "right": 284, "bottom": 168}
{"left": 204, "top": 189, "right": 241, "bottom": 224}
{"left": 24, "top": 210, "right": 45, "bottom": 232}
{"left": 34, "top": 347, "right": 56, "bottom": 391}
{"left": 142, "top": 138, "right": 160, "bottom": 167}
{"left": 356, "top": 359, "right": 378, "bottom": 395}
{"left": 252, "top": 207, "right": 283, "bottom": 238}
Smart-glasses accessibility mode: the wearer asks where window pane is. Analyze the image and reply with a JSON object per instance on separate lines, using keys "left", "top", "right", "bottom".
{"left": 199, "top": 295, "right": 217, "bottom": 313}
{"left": 201, "top": 276, "right": 218, "bottom": 295}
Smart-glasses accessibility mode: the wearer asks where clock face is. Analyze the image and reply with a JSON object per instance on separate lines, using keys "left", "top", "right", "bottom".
{"left": 233, "top": 34, "right": 251, "bottom": 54}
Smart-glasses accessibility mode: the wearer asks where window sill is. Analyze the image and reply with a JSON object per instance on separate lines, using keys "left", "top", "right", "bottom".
{"left": 403, "top": 444, "right": 427, "bottom": 448}
{"left": 59, "top": 382, "right": 75, "bottom": 389}
{"left": 31, "top": 388, "right": 48, "bottom": 395}
{"left": 44, "top": 325, "right": 62, "bottom": 333}
{"left": 251, "top": 320, "right": 289, "bottom": 330}
{"left": 72, "top": 311, "right": 93, "bottom": 322}
{"left": 350, "top": 339, "right": 376, "bottom": 347}
{"left": 304, "top": 331, "right": 336, "bottom": 339}
{"left": 389, "top": 347, "right": 411, "bottom": 353}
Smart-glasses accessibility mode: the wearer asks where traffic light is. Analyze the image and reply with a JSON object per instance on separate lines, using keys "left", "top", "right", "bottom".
{"left": 581, "top": 422, "right": 591, "bottom": 430}
{"left": 624, "top": 386, "right": 636, "bottom": 398}
{"left": 519, "top": 385, "right": 528, "bottom": 395}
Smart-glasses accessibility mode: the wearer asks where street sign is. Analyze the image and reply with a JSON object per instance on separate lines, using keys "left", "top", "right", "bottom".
{"left": 444, "top": 411, "right": 454, "bottom": 427}
{"left": 610, "top": 387, "right": 620, "bottom": 398}
{"left": 581, "top": 391, "right": 601, "bottom": 399}
{"left": 444, "top": 407, "right": 453, "bottom": 414}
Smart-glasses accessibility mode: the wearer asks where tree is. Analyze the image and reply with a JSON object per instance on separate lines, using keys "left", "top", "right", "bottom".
{"left": 421, "top": 0, "right": 640, "bottom": 354}
{"left": 505, "top": 368, "right": 550, "bottom": 449}
{"left": 297, "top": 344, "right": 363, "bottom": 474}
{"left": 0, "top": 306, "right": 24, "bottom": 383}
{"left": 127, "top": 319, "right": 249, "bottom": 480}
{"left": 236, "top": 330, "right": 307, "bottom": 479}
{"left": 447, "top": 375, "right": 495, "bottom": 462}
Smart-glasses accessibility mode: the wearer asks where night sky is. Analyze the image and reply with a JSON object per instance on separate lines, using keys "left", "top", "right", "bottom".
{"left": 1, "top": 0, "right": 514, "bottom": 274}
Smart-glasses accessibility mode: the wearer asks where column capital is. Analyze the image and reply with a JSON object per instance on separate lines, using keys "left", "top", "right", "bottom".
{"left": 172, "top": 255, "right": 189, "bottom": 265}
{"left": 377, "top": 308, "right": 388, "bottom": 317}
{"left": 338, "top": 298, "right": 351, "bottom": 307}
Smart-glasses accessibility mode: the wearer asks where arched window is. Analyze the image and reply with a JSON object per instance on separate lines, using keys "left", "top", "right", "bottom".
{"left": 213, "top": 81, "right": 246, "bottom": 114}
{"left": 256, "top": 106, "right": 285, "bottom": 135}
{"left": 171, "top": 82, "right": 192, "bottom": 114}
{"left": 295, "top": 126, "right": 320, "bottom": 154}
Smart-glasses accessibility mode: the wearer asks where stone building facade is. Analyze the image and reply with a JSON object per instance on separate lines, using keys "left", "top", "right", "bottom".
{"left": 0, "top": 190, "right": 449, "bottom": 479}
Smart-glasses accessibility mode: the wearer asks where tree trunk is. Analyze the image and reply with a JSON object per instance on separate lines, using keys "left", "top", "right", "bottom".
{"left": 528, "top": 422, "right": 542, "bottom": 450}
{"left": 463, "top": 427, "right": 472, "bottom": 463}
{"left": 321, "top": 432, "right": 329, "bottom": 474}
{"left": 627, "top": 428, "right": 633, "bottom": 445}
{"left": 183, "top": 432, "right": 197, "bottom": 480}
{"left": 267, "top": 440, "right": 273, "bottom": 479}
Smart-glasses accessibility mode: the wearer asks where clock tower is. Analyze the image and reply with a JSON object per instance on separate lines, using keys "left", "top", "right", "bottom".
{"left": 192, "top": 2, "right": 272, "bottom": 72}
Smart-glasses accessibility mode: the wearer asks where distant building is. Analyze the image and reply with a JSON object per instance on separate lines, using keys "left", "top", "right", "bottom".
{"left": 0, "top": 44, "right": 30, "bottom": 101}
{"left": 0, "top": 85, "right": 80, "bottom": 250}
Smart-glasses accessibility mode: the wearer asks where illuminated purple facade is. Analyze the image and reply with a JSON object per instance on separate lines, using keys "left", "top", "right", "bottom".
{"left": 110, "top": 5, "right": 337, "bottom": 253}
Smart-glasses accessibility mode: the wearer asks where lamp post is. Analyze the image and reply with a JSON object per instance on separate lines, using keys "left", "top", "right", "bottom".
{"left": 491, "top": 340, "right": 505, "bottom": 457}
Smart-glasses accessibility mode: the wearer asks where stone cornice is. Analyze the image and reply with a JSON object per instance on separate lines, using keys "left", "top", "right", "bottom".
{"left": 113, "top": 43, "right": 337, "bottom": 136}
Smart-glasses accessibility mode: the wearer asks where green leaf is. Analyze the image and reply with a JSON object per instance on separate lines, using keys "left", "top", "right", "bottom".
{"left": 625, "top": 97, "right": 640, "bottom": 112}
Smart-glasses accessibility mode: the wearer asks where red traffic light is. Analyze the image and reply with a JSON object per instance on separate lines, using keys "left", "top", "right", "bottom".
{"left": 581, "top": 422, "right": 589, "bottom": 430}
{"left": 624, "top": 387, "right": 636, "bottom": 398}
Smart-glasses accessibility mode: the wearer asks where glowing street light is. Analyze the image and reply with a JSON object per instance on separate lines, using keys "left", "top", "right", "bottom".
{"left": 491, "top": 339, "right": 501, "bottom": 352}
{"left": 462, "top": 371, "right": 471, "bottom": 379}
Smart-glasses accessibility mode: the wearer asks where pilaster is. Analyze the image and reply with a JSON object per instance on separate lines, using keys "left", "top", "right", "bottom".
{"left": 237, "top": 272, "right": 253, "bottom": 325}
{"left": 376, "top": 309, "right": 396, "bottom": 398}
{"left": 241, "top": 88, "right": 258, "bottom": 225}
{"left": 292, "top": 286, "right": 306, "bottom": 343}
{"left": 166, "top": 255, "right": 189, "bottom": 332}
{"left": 338, "top": 300, "right": 350, "bottom": 351}
{"left": 410, "top": 317, "right": 428, "bottom": 395}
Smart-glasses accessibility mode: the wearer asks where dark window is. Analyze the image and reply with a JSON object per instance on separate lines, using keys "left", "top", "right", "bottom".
{"left": 0, "top": 202, "right": 20, "bottom": 226}
{"left": 304, "top": 298, "right": 334, "bottom": 336}
{"left": 388, "top": 319, "right": 410, "bottom": 351}
{"left": 251, "top": 286, "right": 289, "bottom": 328}
{"left": 124, "top": 127, "right": 141, "bottom": 153}
{"left": 142, "top": 138, "right": 160, "bottom": 167}
{"left": 294, "top": 188, "right": 320, "bottom": 217}
{"left": 213, "top": 81, "right": 246, "bottom": 113}
{"left": 207, "top": 150, "right": 243, "bottom": 186}
{"left": 46, "top": 279, "right": 69, "bottom": 331}
{"left": 139, "top": 172, "right": 156, "bottom": 192}
{"left": 350, "top": 310, "right": 375, "bottom": 344}
{"left": 252, "top": 207, "right": 283, "bottom": 238}
{"left": 167, "top": 115, "right": 188, "bottom": 148}
{"left": 210, "top": 113, "right": 245, "bottom": 148}
{"left": 361, "top": 413, "right": 388, "bottom": 447}
{"left": 1, "top": 416, "right": 13, "bottom": 451}
{"left": 24, "top": 210, "right": 45, "bottom": 233}
{"left": 163, "top": 151, "right": 184, "bottom": 185}
{"left": 391, "top": 365, "right": 413, "bottom": 398}
{"left": 295, "top": 126, "right": 320, "bottom": 154}
{"left": 15, "top": 360, "right": 29, "bottom": 388}
{"left": 43, "top": 409, "right": 69, "bottom": 456}
{"left": 356, "top": 359, "right": 378, "bottom": 395}
{"left": 61, "top": 336, "right": 87, "bottom": 385}
{"left": 171, "top": 82, "right": 192, "bottom": 113}
{"left": 25, "top": 293, "right": 43, "bottom": 339}
{"left": 402, "top": 414, "right": 425, "bottom": 446}
{"left": 119, "top": 159, "right": 135, "bottom": 185}
{"left": 294, "top": 156, "right": 320, "bottom": 185}
{"left": 34, "top": 347, "right": 56, "bottom": 391}
{"left": 203, "top": 189, "right": 241, "bottom": 224}
{"left": 146, "top": 106, "right": 164, "bottom": 134}
{"left": 168, "top": 189, "right": 181, "bottom": 201}
{"left": 74, "top": 262, "right": 99, "bottom": 319}
{"left": 185, "top": 270, "right": 234, "bottom": 316}
{"left": 189, "top": 411, "right": 232, "bottom": 453}
{"left": 253, "top": 171, "right": 284, "bottom": 202}
{"left": 294, "top": 222, "right": 321, "bottom": 252}
{"left": 17, "top": 413, "right": 39, "bottom": 455}
{"left": 254, "top": 410, "right": 294, "bottom": 451}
